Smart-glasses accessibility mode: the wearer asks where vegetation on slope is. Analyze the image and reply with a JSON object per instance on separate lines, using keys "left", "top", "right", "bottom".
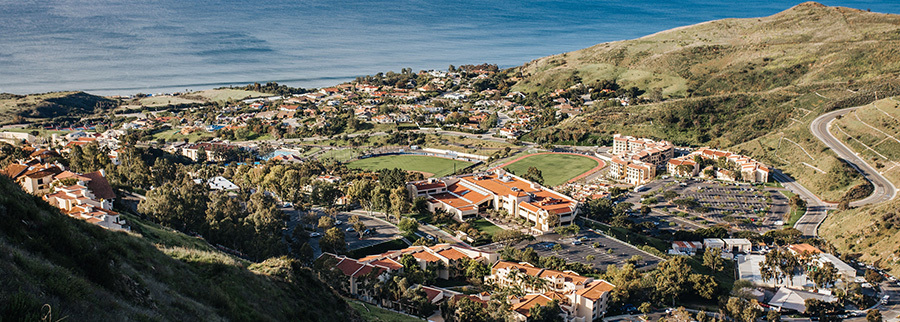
{"left": 820, "top": 198, "right": 900, "bottom": 276}
{"left": 0, "top": 175, "right": 359, "bottom": 322}
{"left": 0, "top": 91, "right": 117, "bottom": 124}
{"left": 512, "top": 2, "right": 900, "bottom": 199}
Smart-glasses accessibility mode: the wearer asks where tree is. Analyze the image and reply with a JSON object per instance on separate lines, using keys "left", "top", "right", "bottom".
{"left": 464, "top": 259, "right": 489, "bottom": 283}
{"left": 689, "top": 273, "right": 718, "bottom": 299}
{"left": 346, "top": 179, "right": 375, "bottom": 214}
{"left": 767, "top": 310, "right": 782, "bottom": 322}
{"left": 640, "top": 205, "right": 651, "bottom": 216}
{"left": 318, "top": 216, "right": 335, "bottom": 230}
{"left": 320, "top": 227, "right": 346, "bottom": 254}
{"left": 522, "top": 166, "right": 544, "bottom": 185}
{"left": 492, "top": 229, "right": 530, "bottom": 245}
{"left": 398, "top": 217, "right": 419, "bottom": 235}
{"left": 528, "top": 300, "right": 562, "bottom": 322}
{"left": 196, "top": 146, "right": 208, "bottom": 163}
{"left": 703, "top": 247, "right": 725, "bottom": 272}
{"left": 353, "top": 220, "right": 367, "bottom": 239}
{"left": 759, "top": 248, "right": 800, "bottom": 286}
{"left": 654, "top": 256, "right": 692, "bottom": 305}
{"left": 389, "top": 186, "right": 412, "bottom": 216}
{"left": 808, "top": 261, "right": 838, "bottom": 290}
{"left": 865, "top": 269, "right": 884, "bottom": 285}
{"left": 866, "top": 309, "right": 882, "bottom": 322}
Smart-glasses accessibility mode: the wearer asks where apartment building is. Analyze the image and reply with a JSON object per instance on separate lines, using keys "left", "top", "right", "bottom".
{"left": 693, "top": 148, "right": 769, "bottom": 183}
{"left": 608, "top": 134, "right": 673, "bottom": 185}
{"left": 487, "top": 261, "right": 615, "bottom": 322}
{"left": 611, "top": 134, "right": 674, "bottom": 167}
{"left": 666, "top": 155, "right": 699, "bottom": 177}
{"left": 318, "top": 244, "right": 497, "bottom": 300}
{"left": 407, "top": 169, "right": 578, "bottom": 233}
{"left": 608, "top": 156, "right": 655, "bottom": 186}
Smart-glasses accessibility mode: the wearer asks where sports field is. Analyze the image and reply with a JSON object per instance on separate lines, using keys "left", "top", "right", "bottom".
{"left": 501, "top": 153, "right": 601, "bottom": 186}
{"left": 347, "top": 154, "right": 472, "bottom": 178}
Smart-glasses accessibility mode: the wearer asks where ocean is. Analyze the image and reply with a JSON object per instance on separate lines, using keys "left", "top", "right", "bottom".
{"left": 2, "top": 0, "right": 899, "bottom": 96}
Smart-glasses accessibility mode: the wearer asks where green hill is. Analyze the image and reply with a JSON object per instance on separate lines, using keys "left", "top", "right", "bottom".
{"left": 0, "top": 91, "right": 117, "bottom": 124}
{"left": 820, "top": 197, "right": 900, "bottom": 276}
{"left": 512, "top": 2, "right": 900, "bottom": 199}
{"left": 0, "top": 175, "right": 359, "bottom": 322}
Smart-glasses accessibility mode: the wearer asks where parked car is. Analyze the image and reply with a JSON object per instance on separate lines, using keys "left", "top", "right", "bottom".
{"left": 345, "top": 227, "right": 355, "bottom": 232}
{"left": 309, "top": 232, "right": 322, "bottom": 237}
{"left": 572, "top": 240, "right": 582, "bottom": 246}
{"left": 334, "top": 220, "right": 343, "bottom": 225}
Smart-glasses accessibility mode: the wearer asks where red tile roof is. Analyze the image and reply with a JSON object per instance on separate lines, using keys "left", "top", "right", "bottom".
{"left": 83, "top": 171, "right": 115, "bottom": 200}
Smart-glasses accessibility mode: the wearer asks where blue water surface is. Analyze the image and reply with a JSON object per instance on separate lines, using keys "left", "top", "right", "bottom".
{"left": 1, "top": 0, "right": 898, "bottom": 95}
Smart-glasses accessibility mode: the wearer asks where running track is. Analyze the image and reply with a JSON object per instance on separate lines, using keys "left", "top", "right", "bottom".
{"left": 491, "top": 152, "right": 607, "bottom": 184}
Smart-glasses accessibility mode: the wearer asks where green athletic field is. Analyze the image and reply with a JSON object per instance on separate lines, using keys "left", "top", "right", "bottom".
{"left": 503, "top": 154, "right": 599, "bottom": 186}
{"left": 347, "top": 154, "right": 473, "bottom": 178}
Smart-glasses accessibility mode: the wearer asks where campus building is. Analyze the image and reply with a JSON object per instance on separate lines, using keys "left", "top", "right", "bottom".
{"left": 317, "top": 244, "right": 497, "bottom": 302}
{"left": 487, "top": 261, "right": 615, "bottom": 322}
{"left": 679, "top": 147, "right": 770, "bottom": 183}
{"left": 608, "top": 134, "right": 674, "bottom": 185}
{"left": 406, "top": 169, "right": 579, "bottom": 233}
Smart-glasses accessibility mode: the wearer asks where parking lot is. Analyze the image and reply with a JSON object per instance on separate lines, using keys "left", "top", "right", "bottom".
{"left": 481, "top": 229, "right": 663, "bottom": 271}
{"left": 291, "top": 208, "right": 402, "bottom": 251}
{"left": 623, "top": 178, "right": 789, "bottom": 232}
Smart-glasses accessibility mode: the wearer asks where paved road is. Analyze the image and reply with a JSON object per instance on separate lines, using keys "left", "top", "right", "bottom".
{"left": 783, "top": 106, "right": 899, "bottom": 236}
{"left": 771, "top": 169, "right": 832, "bottom": 237}
{"left": 811, "top": 107, "right": 897, "bottom": 206}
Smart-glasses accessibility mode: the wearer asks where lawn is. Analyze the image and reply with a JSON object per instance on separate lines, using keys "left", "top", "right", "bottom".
{"left": 347, "top": 155, "right": 473, "bottom": 178}
{"left": 471, "top": 218, "right": 503, "bottom": 237}
{"left": 347, "top": 299, "right": 423, "bottom": 322}
{"left": 502, "top": 153, "right": 599, "bottom": 186}
{"left": 779, "top": 190, "right": 805, "bottom": 227}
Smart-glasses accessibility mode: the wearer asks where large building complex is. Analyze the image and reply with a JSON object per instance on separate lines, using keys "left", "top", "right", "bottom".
{"left": 407, "top": 169, "right": 578, "bottom": 233}
{"left": 667, "top": 147, "right": 769, "bottom": 183}
{"left": 608, "top": 134, "right": 674, "bottom": 185}
{"left": 487, "top": 261, "right": 615, "bottom": 322}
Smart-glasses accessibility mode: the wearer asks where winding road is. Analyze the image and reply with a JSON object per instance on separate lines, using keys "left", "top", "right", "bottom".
{"left": 780, "top": 105, "right": 898, "bottom": 236}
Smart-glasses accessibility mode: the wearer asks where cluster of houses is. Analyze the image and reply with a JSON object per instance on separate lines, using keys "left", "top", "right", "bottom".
{"left": 406, "top": 168, "right": 579, "bottom": 233}
{"left": 319, "top": 244, "right": 615, "bottom": 322}
{"left": 607, "top": 134, "right": 675, "bottom": 185}
{"left": 667, "top": 147, "right": 770, "bottom": 183}
{"left": 1, "top": 148, "right": 125, "bottom": 231}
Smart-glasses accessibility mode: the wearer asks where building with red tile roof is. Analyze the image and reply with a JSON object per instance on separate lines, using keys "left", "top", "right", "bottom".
{"left": 407, "top": 169, "right": 578, "bottom": 232}
{"left": 489, "top": 261, "right": 615, "bottom": 321}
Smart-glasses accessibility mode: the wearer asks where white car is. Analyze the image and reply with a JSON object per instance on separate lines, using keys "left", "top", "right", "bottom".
{"left": 309, "top": 232, "right": 322, "bottom": 237}
{"left": 345, "top": 227, "right": 355, "bottom": 232}
{"left": 334, "top": 220, "right": 343, "bottom": 225}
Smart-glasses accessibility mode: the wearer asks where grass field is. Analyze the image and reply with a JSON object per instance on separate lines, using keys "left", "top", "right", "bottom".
{"left": 471, "top": 218, "right": 503, "bottom": 237}
{"left": 347, "top": 299, "right": 423, "bottom": 322}
{"left": 502, "top": 153, "right": 599, "bottom": 186}
{"left": 347, "top": 155, "right": 473, "bottom": 178}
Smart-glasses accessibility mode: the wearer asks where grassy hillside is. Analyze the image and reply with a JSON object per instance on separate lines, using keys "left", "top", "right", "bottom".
{"left": 820, "top": 197, "right": 900, "bottom": 276}
{"left": 513, "top": 2, "right": 900, "bottom": 199}
{"left": 0, "top": 91, "right": 117, "bottom": 124}
{"left": 0, "top": 175, "right": 359, "bottom": 322}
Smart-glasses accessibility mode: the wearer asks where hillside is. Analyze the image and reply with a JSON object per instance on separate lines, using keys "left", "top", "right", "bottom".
{"left": 0, "top": 175, "right": 359, "bottom": 322}
{"left": 0, "top": 91, "right": 118, "bottom": 124}
{"left": 512, "top": 2, "right": 900, "bottom": 199}
{"left": 820, "top": 197, "right": 900, "bottom": 276}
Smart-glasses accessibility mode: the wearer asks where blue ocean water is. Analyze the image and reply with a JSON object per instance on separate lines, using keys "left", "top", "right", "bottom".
{"left": 1, "top": 0, "right": 899, "bottom": 95}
